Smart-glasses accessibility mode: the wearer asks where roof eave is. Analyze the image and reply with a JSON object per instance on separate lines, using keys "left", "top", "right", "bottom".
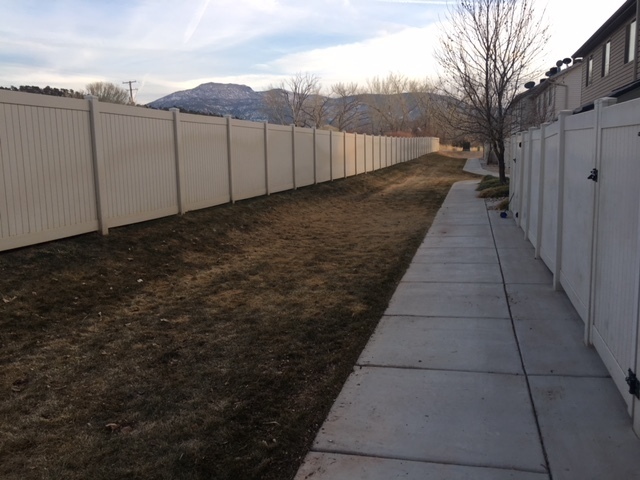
{"left": 573, "top": 0, "right": 636, "bottom": 58}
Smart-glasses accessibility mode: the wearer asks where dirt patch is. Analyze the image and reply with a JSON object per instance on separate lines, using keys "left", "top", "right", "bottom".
{"left": 0, "top": 153, "right": 476, "bottom": 480}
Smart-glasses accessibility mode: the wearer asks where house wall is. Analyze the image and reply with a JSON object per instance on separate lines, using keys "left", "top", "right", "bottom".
{"left": 580, "top": 15, "right": 639, "bottom": 104}
{"left": 554, "top": 66, "right": 583, "bottom": 112}
{"left": 0, "top": 89, "right": 439, "bottom": 251}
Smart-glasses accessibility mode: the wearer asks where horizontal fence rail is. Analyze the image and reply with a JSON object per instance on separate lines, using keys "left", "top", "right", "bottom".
{"left": 0, "top": 90, "right": 439, "bottom": 251}
{"left": 509, "top": 96, "right": 640, "bottom": 431}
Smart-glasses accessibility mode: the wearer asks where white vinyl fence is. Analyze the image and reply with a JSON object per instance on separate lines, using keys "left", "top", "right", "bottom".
{"left": 510, "top": 96, "right": 640, "bottom": 434}
{"left": 0, "top": 90, "right": 439, "bottom": 251}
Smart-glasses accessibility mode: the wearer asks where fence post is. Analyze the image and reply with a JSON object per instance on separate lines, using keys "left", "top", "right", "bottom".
{"left": 363, "top": 133, "right": 367, "bottom": 173}
{"left": 226, "top": 115, "right": 235, "bottom": 203}
{"left": 169, "top": 108, "right": 186, "bottom": 215}
{"left": 395, "top": 137, "right": 398, "bottom": 164}
{"left": 586, "top": 97, "right": 617, "bottom": 346}
{"left": 329, "top": 130, "right": 334, "bottom": 181}
{"left": 85, "top": 95, "right": 109, "bottom": 235}
{"left": 553, "top": 111, "right": 572, "bottom": 290}
{"left": 343, "top": 132, "right": 347, "bottom": 178}
{"left": 264, "top": 121, "right": 270, "bottom": 195}
{"left": 313, "top": 127, "right": 318, "bottom": 184}
{"left": 354, "top": 133, "right": 358, "bottom": 175}
{"left": 535, "top": 123, "right": 548, "bottom": 259}
{"left": 383, "top": 137, "right": 386, "bottom": 167}
{"left": 524, "top": 127, "right": 535, "bottom": 240}
{"left": 517, "top": 132, "right": 526, "bottom": 228}
{"left": 291, "top": 124, "right": 297, "bottom": 189}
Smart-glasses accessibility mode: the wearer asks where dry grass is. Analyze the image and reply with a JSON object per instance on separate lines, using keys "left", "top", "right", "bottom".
{"left": 0, "top": 153, "right": 476, "bottom": 480}
{"left": 477, "top": 175, "right": 509, "bottom": 199}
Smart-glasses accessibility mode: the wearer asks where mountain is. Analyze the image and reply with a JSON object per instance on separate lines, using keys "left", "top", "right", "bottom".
{"left": 147, "top": 82, "right": 269, "bottom": 121}
{"left": 147, "top": 82, "right": 442, "bottom": 134}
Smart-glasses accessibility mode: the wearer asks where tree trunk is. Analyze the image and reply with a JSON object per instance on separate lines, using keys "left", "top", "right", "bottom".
{"left": 496, "top": 139, "right": 507, "bottom": 184}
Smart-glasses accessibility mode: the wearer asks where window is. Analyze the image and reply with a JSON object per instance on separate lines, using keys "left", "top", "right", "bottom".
{"left": 602, "top": 41, "right": 610, "bottom": 77}
{"left": 626, "top": 20, "right": 637, "bottom": 64}
{"left": 587, "top": 56, "right": 594, "bottom": 86}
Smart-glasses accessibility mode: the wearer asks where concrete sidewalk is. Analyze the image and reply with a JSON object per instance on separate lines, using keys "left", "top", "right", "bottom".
{"left": 295, "top": 180, "right": 640, "bottom": 480}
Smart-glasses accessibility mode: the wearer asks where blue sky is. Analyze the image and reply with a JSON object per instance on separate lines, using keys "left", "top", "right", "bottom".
{"left": 0, "top": 0, "right": 626, "bottom": 104}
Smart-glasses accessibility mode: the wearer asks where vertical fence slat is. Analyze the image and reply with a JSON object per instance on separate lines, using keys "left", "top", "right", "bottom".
{"left": 226, "top": 115, "right": 235, "bottom": 203}
{"left": 535, "top": 123, "right": 547, "bottom": 259}
{"left": 170, "top": 108, "right": 185, "bottom": 215}
{"left": 86, "top": 95, "right": 108, "bottom": 235}
{"left": 264, "top": 121, "right": 270, "bottom": 195}
{"left": 553, "top": 111, "right": 571, "bottom": 290}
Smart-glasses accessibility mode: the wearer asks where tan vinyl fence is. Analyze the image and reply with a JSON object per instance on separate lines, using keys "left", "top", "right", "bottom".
{"left": 509, "top": 96, "right": 640, "bottom": 434}
{"left": 0, "top": 90, "right": 439, "bottom": 252}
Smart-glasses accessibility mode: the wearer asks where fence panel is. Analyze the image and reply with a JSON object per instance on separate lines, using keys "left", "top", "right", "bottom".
{"left": 364, "top": 135, "right": 372, "bottom": 172}
{"left": 345, "top": 133, "right": 356, "bottom": 176}
{"left": 373, "top": 136, "right": 381, "bottom": 170}
{"left": 181, "top": 116, "right": 230, "bottom": 210}
{"left": 592, "top": 100, "right": 640, "bottom": 410}
{"left": 526, "top": 129, "right": 542, "bottom": 245}
{"left": 540, "top": 124, "right": 559, "bottom": 269}
{"left": 315, "top": 130, "right": 331, "bottom": 183}
{"left": 331, "top": 132, "right": 345, "bottom": 179}
{"left": 356, "top": 134, "right": 366, "bottom": 174}
{"left": 267, "top": 125, "right": 294, "bottom": 193}
{"left": 0, "top": 94, "right": 97, "bottom": 250}
{"left": 100, "top": 104, "right": 178, "bottom": 228}
{"left": 294, "top": 127, "right": 315, "bottom": 187}
{"left": 510, "top": 133, "right": 522, "bottom": 222}
{"left": 559, "top": 113, "right": 596, "bottom": 322}
{"left": 231, "top": 119, "right": 267, "bottom": 201}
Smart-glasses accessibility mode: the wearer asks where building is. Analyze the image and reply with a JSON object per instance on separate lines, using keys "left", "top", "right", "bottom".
{"left": 511, "top": 61, "right": 583, "bottom": 131}
{"left": 573, "top": 0, "right": 640, "bottom": 110}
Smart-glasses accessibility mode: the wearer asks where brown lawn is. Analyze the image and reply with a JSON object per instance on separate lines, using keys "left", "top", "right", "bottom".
{"left": 0, "top": 153, "right": 476, "bottom": 480}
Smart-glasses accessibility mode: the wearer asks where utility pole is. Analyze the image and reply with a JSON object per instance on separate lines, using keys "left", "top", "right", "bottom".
{"left": 122, "top": 80, "right": 137, "bottom": 104}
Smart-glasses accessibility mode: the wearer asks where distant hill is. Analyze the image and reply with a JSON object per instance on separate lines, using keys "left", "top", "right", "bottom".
{"left": 147, "top": 82, "right": 442, "bottom": 134}
{"left": 147, "top": 83, "right": 269, "bottom": 121}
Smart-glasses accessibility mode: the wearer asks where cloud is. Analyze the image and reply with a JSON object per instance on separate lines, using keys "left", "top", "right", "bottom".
{"left": 266, "top": 23, "right": 443, "bottom": 86}
{"left": 0, "top": 0, "right": 628, "bottom": 104}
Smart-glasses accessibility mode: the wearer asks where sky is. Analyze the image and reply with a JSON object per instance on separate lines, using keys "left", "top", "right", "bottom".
{"left": 0, "top": 0, "right": 627, "bottom": 104}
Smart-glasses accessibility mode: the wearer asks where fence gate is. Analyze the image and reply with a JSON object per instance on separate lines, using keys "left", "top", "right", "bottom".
{"left": 591, "top": 103, "right": 640, "bottom": 421}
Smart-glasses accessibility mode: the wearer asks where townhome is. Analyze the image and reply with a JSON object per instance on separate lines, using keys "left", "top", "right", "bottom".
{"left": 511, "top": 61, "right": 583, "bottom": 131}
{"left": 574, "top": 0, "right": 640, "bottom": 109}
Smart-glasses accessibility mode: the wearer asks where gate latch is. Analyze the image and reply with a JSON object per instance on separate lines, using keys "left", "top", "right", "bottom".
{"left": 625, "top": 369, "right": 640, "bottom": 398}
{"left": 588, "top": 168, "right": 598, "bottom": 182}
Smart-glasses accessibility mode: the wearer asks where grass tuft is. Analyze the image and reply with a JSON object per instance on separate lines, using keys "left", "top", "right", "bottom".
{"left": 478, "top": 185, "right": 510, "bottom": 198}
{"left": 476, "top": 175, "right": 509, "bottom": 198}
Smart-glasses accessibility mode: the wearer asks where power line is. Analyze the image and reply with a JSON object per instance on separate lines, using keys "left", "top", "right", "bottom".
{"left": 122, "top": 80, "right": 137, "bottom": 103}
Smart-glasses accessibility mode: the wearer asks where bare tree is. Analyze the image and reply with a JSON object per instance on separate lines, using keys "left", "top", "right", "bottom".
{"left": 329, "top": 82, "right": 363, "bottom": 132}
{"left": 362, "top": 73, "right": 416, "bottom": 134}
{"left": 405, "top": 78, "right": 439, "bottom": 136}
{"left": 85, "top": 82, "right": 130, "bottom": 104}
{"left": 306, "top": 89, "right": 332, "bottom": 129}
{"left": 435, "top": 0, "right": 548, "bottom": 182}
{"left": 262, "top": 88, "right": 292, "bottom": 125}
{"left": 262, "top": 72, "right": 323, "bottom": 127}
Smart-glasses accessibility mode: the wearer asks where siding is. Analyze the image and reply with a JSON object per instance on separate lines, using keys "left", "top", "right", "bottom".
{"left": 581, "top": 18, "right": 637, "bottom": 104}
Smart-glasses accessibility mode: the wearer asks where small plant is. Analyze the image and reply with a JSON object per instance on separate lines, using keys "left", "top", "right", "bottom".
{"left": 478, "top": 185, "right": 509, "bottom": 198}
{"left": 476, "top": 175, "right": 509, "bottom": 198}
{"left": 495, "top": 198, "right": 510, "bottom": 210}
